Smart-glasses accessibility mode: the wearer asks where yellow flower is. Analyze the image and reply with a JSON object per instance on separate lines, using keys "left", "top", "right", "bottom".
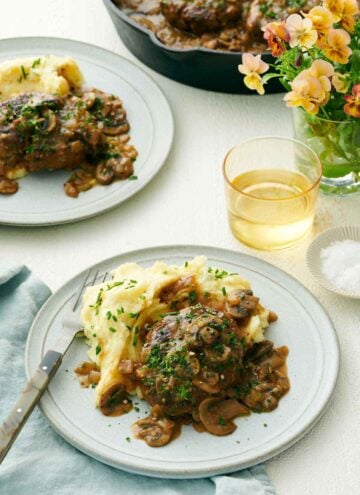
{"left": 332, "top": 72, "right": 350, "bottom": 93}
{"left": 238, "top": 53, "right": 269, "bottom": 95}
{"left": 285, "top": 14, "right": 318, "bottom": 49}
{"left": 305, "top": 6, "right": 334, "bottom": 48}
{"left": 323, "top": 0, "right": 359, "bottom": 32}
{"left": 284, "top": 75, "right": 327, "bottom": 114}
{"left": 306, "top": 6, "right": 334, "bottom": 34}
{"left": 323, "top": 0, "right": 343, "bottom": 23}
{"left": 323, "top": 29, "right": 352, "bottom": 64}
{"left": 341, "top": 0, "right": 359, "bottom": 32}
{"left": 307, "top": 59, "right": 334, "bottom": 90}
{"left": 284, "top": 60, "right": 334, "bottom": 115}
{"left": 344, "top": 84, "right": 360, "bottom": 118}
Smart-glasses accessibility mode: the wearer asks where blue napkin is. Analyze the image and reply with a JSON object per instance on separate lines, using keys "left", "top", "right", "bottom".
{"left": 0, "top": 265, "right": 276, "bottom": 495}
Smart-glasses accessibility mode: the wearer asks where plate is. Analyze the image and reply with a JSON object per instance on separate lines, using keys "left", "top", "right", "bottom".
{"left": 25, "top": 245, "right": 339, "bottom": 478}
{"left": 0, "top": 37, "right": 173, "bottom": 226}
{"left": 307, "top": 225, "right": 360, "bottom": 299}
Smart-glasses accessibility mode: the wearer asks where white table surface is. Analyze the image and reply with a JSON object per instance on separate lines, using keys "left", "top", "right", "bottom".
{"left": 1, "top": 1, "right": 359, "bottom": 493}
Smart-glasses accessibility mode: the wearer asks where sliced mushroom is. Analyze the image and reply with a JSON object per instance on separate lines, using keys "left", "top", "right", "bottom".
{"left": 199, "top": 326, "right": 219, "bottom": 345}
{"left": 268, "top": 310, "right": 278, "bottom": 323}
{"left": 204, "top": 345, "right": 231, "bottom": 363}
{"left": 95, "top": 162, "right": 115, "bottom": 185}
{"left": 242, "top": 379, "right": 289, "bottom": 412}
{"left": 99, "top": 384, "right": 132, "bottom": 416}
{"left": 199, "top": 398, "right": 249, "bottom": 436}
{"left": 83, "top": 126, "right": 102, "bottom": 146}
{"left": 84, "top": 91, "right": 96, "bottom": 109}
{"left": 107, "top": 156, "right": 134, "bottom": 179}
{"left": 193, "top": 370, "right": 220, "bottom": 394}
{"left": 46, "top": 110, "right": 57, "bottom": 133}
{"left": 245, "top": 340, "right": 273, "bottom": 363}
{"left": 226, "top": 290, "right": 259, "bottom": 319}
{"left": 118, "top": 359, "right": 134, "bottom": 374}
{"left": 132, "top": 416, "right": 175, "bottom": 447}
{"left": 64, "top": 181, "right": 79, "bottom": 198}
{"left": 0, "top": 178, "right": 18, "bottom": 194}
{"left": 102, "top": 122, "right": 129, "bottom": 136}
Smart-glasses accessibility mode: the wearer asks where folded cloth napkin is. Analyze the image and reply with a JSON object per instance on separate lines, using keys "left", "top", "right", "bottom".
{"left": 0, "top": 265, "right": 276, "bottom": 495}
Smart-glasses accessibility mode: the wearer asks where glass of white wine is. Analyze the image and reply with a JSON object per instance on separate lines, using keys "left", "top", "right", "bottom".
{"left": 223, "top": 137, "right": 322, "bottom": 250}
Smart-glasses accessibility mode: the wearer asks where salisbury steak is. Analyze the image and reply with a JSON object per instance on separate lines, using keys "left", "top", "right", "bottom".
{"left": 160, "top": 0, "right": 243, "bottom": 35}
{"left": 0, "top": 89, "right": 137, "bottom": 197}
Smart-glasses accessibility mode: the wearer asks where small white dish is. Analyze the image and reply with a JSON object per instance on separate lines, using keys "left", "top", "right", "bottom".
{"left": 307, "top": 225, "right": 360, "bottom": 299}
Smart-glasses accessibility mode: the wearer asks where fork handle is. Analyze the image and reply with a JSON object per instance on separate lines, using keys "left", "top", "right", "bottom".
{"left": 0, "top": 350, "right": 62, "bottom": 464}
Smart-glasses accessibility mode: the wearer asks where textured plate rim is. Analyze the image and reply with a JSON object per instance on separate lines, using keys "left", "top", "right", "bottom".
{"left": 0, "top": 36, "right": 174, "bottom": 227}
{"left": 25, "top": 244, "right": 340, "bottom": 478}
{"left": 306, "top": 225, "right": 360, "bottom": 299}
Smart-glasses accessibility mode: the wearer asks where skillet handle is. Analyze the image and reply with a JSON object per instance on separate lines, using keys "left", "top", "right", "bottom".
{"left": 0, "top": 350, "right": 62, "bottom": 464}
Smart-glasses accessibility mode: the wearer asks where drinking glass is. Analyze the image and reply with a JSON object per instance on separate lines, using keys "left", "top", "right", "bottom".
{"left": 223, "top": 137, "right": 322, "bottom": 250}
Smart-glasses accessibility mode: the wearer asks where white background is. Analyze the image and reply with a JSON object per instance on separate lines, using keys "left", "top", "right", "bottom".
{"left": 1, "top": 1, "right": 360, "bottom": 493}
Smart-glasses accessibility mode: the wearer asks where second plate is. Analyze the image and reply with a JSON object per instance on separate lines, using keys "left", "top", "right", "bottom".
{"left": 0, "top": 37, "right": 173, "bottom": 226}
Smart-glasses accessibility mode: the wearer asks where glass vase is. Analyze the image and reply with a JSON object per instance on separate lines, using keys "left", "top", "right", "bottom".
{"left": 292, "top": 108, "right": 360, "bottom": 195}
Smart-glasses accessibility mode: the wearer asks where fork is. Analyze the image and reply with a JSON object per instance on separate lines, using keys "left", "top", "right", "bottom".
{"left": 0, "top": 268, "right": 109, "bottom": 464}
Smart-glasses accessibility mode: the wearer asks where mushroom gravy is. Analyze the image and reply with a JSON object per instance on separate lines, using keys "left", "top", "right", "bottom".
{"left": 113, "top": 0, "right": 318, "bottom": 52}
{"left": 77, "top": 288, "right": 289, "bottom": 447}
{"left": 0, "top": 88, "right": 137, "bottom": 197}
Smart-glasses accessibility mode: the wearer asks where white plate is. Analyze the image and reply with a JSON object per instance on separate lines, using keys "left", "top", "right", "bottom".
{"left": 307, "top": 225, "right": 360, "bottom": 299}
{"left": 25, "top": 245, "right": 339, "bottom": 478}
{"left": 0, "top": 37, "right": 173, "bottom": 226}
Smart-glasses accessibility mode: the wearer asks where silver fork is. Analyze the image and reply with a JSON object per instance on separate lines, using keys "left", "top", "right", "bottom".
{"left": 0, "top": 268, "right": 109, "bottom": 464}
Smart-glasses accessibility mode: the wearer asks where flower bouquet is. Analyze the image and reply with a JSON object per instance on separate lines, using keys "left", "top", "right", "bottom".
{"left": 238, "top": 0, "right": 360, "bottom": 195}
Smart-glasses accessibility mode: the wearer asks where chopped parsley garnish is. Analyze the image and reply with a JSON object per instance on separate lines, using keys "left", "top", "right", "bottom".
{"left": 109, "top": 327, "right": 117, "bottom": 333}
{"left": 129, "top": 311, "right": 140, "bottom": 319}
{"left": 218, "top": 417, "right": 226, "bottom": 426}
{"left": 128, "top": 175, "right": 138, "bottom": 181}
{"left": 21, "top": 65, "right": 28, "bottom": 80}
{"left": 176, "top": 382, "right": 191, "bottom": 401}
{"left": 107, "top": 281, "right": 124, "bottom": 290}
{"left": 214, "top": 269, "right": 229, "bottom": 279}
{"left": 117, "top": 306, "right": 125, "bottom": 315}
{"left": 126, "top": 437, "right": 131, "bottom": 442}
{"left": 106, "top": 310, "right": 112, "bottom": 320}
{"left": 188, "top": 290, "right": 197, "bottom": 304}
{"left": 221, "top": 287, "right": 227, "bottom": 296}
{"left": 95, "top": 345, "right": 101, "bottom": 355}
{"left": 94, "top": 288, "right": 104, "bottom": 315}
{"left": 31, "top": 58, "right": 41, "bottom": 68}
{"left": 184, "top": 261, "right": 189, "bottom": 268}
{"left": 132, "top": 326, "right": 139, "bottom": 346}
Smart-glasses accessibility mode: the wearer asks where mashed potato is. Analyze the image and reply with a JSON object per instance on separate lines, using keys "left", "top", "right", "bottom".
{"left": 0, "top": 55, "right": 83, "bottom": 101}
{"left": 81, "top": 257, "right": 270, "bottom": 407}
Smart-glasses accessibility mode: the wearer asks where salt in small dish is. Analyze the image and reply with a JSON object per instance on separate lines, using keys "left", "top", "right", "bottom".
{"left": 307, "top": 225, "right": 360, "bottom": 299}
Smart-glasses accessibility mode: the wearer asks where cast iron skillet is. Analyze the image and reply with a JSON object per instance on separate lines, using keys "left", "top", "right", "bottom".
{"left": 103, "top": 0, "right": 284, "bottom": 94}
